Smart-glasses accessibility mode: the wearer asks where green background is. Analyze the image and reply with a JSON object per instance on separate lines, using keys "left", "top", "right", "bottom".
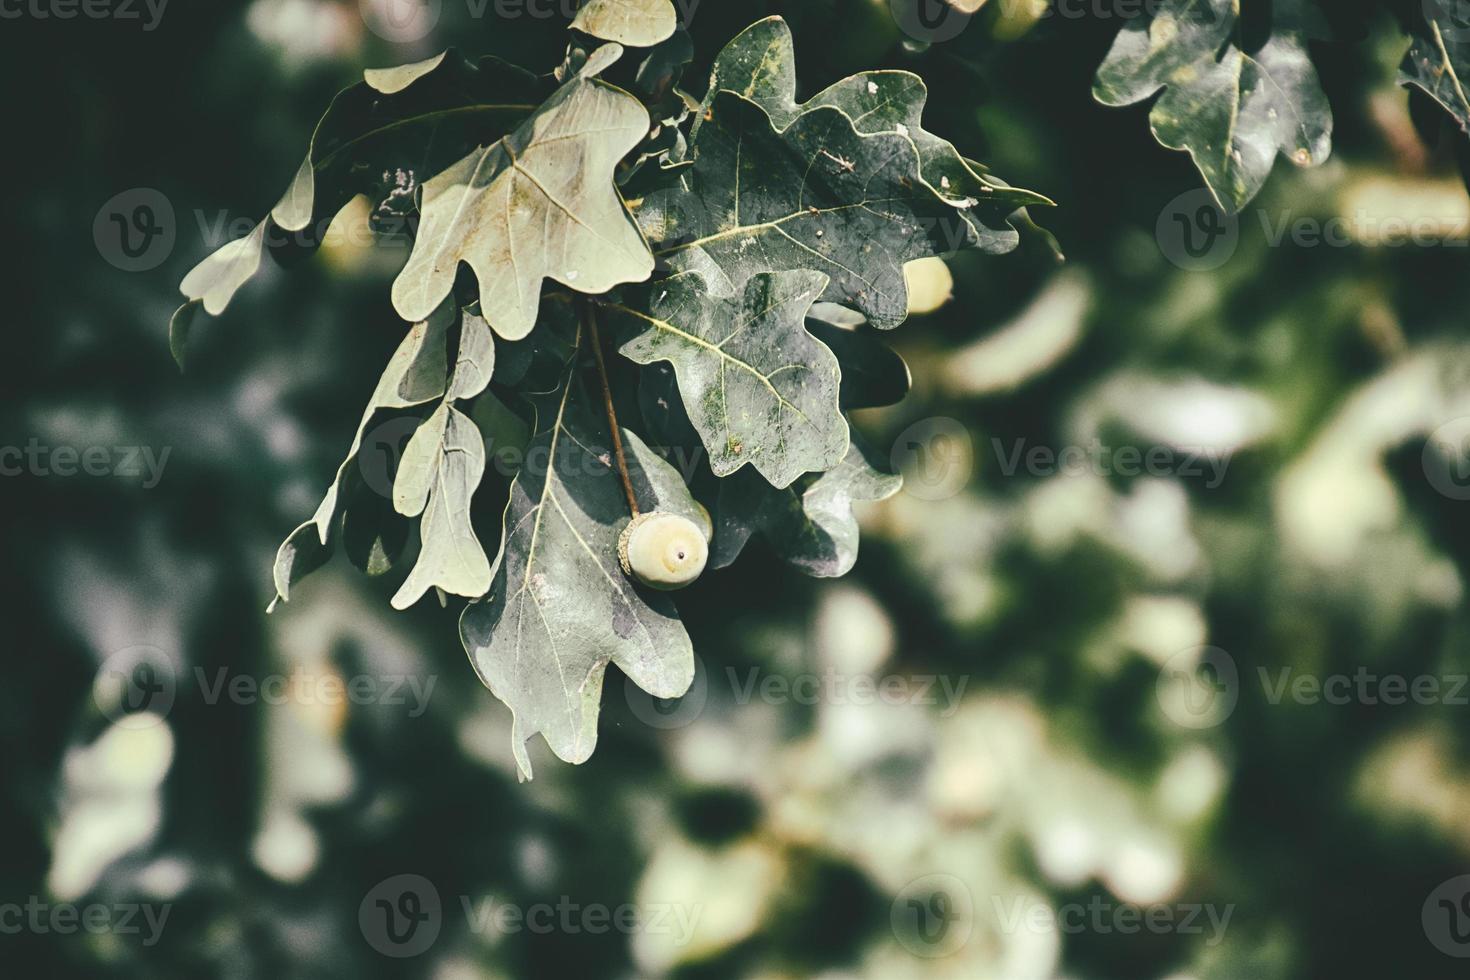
{"left": 4, "top": 0, "right": 1470, "bottom": 977}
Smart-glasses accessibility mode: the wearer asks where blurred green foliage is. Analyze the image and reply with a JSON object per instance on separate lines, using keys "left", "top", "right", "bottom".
{"left": 5, "top": 1, "right": 1470, "bottom": 978}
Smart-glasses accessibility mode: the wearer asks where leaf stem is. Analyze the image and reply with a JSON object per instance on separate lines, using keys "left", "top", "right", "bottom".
{"left": 580, "top": 297, "right": 640, "bottom": 518}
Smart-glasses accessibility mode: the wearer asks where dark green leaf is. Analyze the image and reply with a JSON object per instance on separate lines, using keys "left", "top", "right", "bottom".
{"left": 1402, "top": 0, "right": 1470, "bottom": 134}
{"left": 638, "top": 90, "right": 980, "bottom": 330}
{"left": 696, "top": 16, "right": 1049, "bottom": 251}
{"left": 1094, "top": 0, "right": 1332, "bottom": 212}
{"left": 609, "top": 270, "right": 848, "bottom": 489}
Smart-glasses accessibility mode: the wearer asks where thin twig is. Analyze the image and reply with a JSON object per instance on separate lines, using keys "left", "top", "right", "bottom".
{"left": 579, "top": 297, "right": 640, "bottom": 517}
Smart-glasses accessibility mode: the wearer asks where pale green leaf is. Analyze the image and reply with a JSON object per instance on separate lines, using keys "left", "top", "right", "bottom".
{"left": 390, "top": 402, "right": 495, "bottom": 609}
{"left": 391, "top": 59, "right": 655, "bottom": 338}
{"left": 460, "top": 359, "right": 696, "bottom": 780}
{"left": 571, "top": 0, "right": 676, "bottom": 47}
{"left": 179, "top": 222, "right": 266, "bottom": 317}
{"left": 390, "top": 308, "right": 497, "bottom": 608}
{"left": 168, "top": 299, "right": 204, "bottom": 371}
{"left": 363, "top": 51, "right": 448, "bottom": 95}
{"left": 174, "top": 51, "right": 543, "bottom": 350}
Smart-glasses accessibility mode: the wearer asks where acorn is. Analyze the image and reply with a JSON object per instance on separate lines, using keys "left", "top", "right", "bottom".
{"left": 618, "top": 511, "right": 709, "bottom": 590}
